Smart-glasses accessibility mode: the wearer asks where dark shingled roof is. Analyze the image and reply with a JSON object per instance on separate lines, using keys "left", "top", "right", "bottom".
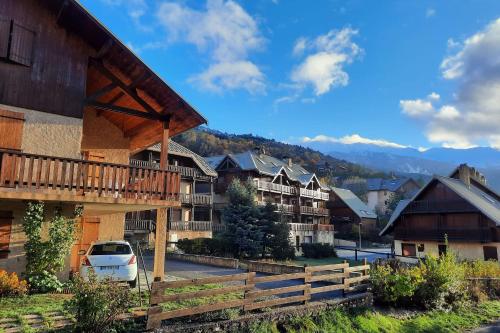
{"left": 367, "top": 178, "right": 416, "bottom": 192}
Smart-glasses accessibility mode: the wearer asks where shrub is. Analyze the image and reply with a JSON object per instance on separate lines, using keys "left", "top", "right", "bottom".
{"left": 370, "top": 262, "right": 422, "bottom": 306}
{"left": 464, "top": 260, "right": 500, "bottom": 301}
{"left": 66, "top": 271, "right": 133, "bottom": 333}
{"left": 176, "top": 237, "right": 230, "bottom": 257}
{"left": 0, "top": 270, "right": 28, "bottom": 296}
{"left": 414, "top": 252, "right": 469, "bottom": 311}
{"left": 301, "top": 243, "right": 337, "bottom": 258}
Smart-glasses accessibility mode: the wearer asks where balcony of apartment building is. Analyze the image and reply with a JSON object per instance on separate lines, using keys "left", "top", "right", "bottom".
{"left": 179, "top": 192, "right": 213, "bottom": 205}
{"left": 257, "top": 201, "right": 296, "bottom": 215}
{"left": 130, "top": 159, "right": 212, "bottom": 182}
{"left": 254, "top": 179, "right": 297, "bottom": 195}
{"left": 168, "top": 206, "right": 212, "bottom": 232}
{"left": 289, "top": 222, "right": 334, "bottom": 233}
{"left": 0, "top": 150, "right": 181, "bottom": 209}
{"left": 299, "top": 204, "right": 330, "bottom": 216}
{"left": 299, "top": 188, "right": 330, "bottom": 201}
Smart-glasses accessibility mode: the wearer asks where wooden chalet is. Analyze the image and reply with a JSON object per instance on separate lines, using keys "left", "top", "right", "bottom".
{"left": 0, "top": 0, "right": 206, "bottom": 280}
{"left": 380, "top": 164, "right": 500, "bottom": 261}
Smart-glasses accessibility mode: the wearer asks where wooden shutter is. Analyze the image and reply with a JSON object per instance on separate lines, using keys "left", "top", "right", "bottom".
{"left": 0, "top": 109, "right": 24, "bottom": 150}
{"left": 0, "top": 211, "right": 13, "bottom": 259}
{"left": 0, "top": 18, "right": 10, "bottom": 58}
{"left": 402, "top": 243, "right": 416, "bottom": 257}
{"left": 9, "top": 22, "right": 35, "bottom": 66}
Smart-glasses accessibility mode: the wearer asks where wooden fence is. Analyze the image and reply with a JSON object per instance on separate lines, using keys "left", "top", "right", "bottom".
{"left": 147, "top": 260, "right": 370, "bottom": 329}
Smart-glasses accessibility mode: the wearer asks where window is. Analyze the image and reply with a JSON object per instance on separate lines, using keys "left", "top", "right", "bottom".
{"left": 483, "top": 246, "right": 498, "bottom": 261}
{"left": 417, "top": 243, "right": 425, "bottom": 252}
{"left": 0, "top": 18, "right": 35, "bottom": 66}
{"left": 90, "top": 243, "right": 132, "bottom": 255}
{"left": 401, "top": 243, "right": 416, "bottom": 257}
{"left": 438, "top": 244, "right": 447, "bottom": 256}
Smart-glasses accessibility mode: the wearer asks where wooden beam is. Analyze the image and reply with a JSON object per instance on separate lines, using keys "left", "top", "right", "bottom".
{"left": 85, "top": 101, "right": 164, "bottom": 120}
{"left": 89, "top": 58, "right": 162, "bottom": 117}
{"left": 96, "top": 39, "right": 114, "bottom": 59}
{"left": 86, "top": 83, "right": 117, "bottom": 101}
{"left": 153, "top": 120, "right": 170, "bottom": 281}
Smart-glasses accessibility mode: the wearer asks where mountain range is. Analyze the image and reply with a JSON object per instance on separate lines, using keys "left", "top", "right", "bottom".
{"left": 302, "top": 141, "right": 500, "bottom": 192}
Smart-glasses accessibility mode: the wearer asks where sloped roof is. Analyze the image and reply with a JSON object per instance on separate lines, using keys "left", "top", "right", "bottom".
{"left": 367, "top": 178, "right": 415, "bottom": 192}
{"left": 330, "top": 187, "right": 378, "bottom": 219}
{"left": 205, "top": 150, "right": 326, "bottom": 187}
{"left": 149, "top": 141, "right": 217, "bottom": 177}
{"left": 379, "top": 175, "right": 500, "bottom": 236}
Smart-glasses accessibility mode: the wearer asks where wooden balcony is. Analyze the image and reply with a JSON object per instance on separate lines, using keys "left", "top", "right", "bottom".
{"left": 130, "top": 159, "right": 212, "bottom": 181}
{"left": 125, "top": 219, "right": 156, "bottom": 232}
{"left": 254, "top": 180, "right": 297, "bottom": 195}
{"left": 299, "top": 206, "right": 330, "bottom": 216}
{"left": 179, "top": 193, "right": 213, "bottom": 205}
{"left": 403, "top": 200, "right": 479, "bottom": 214}
{"left": 168, "top": 221, "right": 212, "bottom": 231}
{"left": 299, "top": 188, "right": 329, "bottom": 200}
{"left": 289, "top": 223, "right": 314, "bottom": 232}
{"left": 394, "top": 228, "right": 494, "bottom": 243}
{"left": 257, "top": 201, "right": 296, "bottom": 214}
{"left": 0, "top": 150, "right": 181, "bottom": 209}
{"left": 212, "top": 223, "right": 226, "bottom": 233}
{"left": 314, "top": 224, "right": 334, "bottom": 232}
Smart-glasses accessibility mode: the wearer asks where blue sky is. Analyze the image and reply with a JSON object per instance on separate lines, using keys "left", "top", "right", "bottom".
{"left": 81, "top": 0, "right": 500, "bottom": 150}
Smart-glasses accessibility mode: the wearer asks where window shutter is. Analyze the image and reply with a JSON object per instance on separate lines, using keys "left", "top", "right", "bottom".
{"left": 9, "top": 22, "right": 35, "bottom": 66}
{"left": 0, "top": 18, "right": 10, "bottom": 58}
{"left": 0, "top": 109, "right": 24, "bottom": 150}
{"left": 0, "top": 211, "right": 13, "bottom": 259}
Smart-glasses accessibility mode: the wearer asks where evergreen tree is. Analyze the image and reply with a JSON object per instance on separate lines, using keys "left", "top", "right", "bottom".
{"left": 222, "top": 179, "right": 263, "bottom": 258}
{"left": 260, "top": 203, "right": 295, "bottom": 260}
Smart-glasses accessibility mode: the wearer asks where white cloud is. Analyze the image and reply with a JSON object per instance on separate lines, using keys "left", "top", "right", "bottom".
{"left": 290, "top": 28, "right": 362, "bottom": 96}
{"left": 401, "top": 18, "right": 500, "bottom": 149}
{"left": 399, "top": 98, "right": 434, "bottom": 117}
{"left": 156, "top": 0, "right": 265, "bottom": 93}
{"left": 426, "top": 8, "right": 436, "bottom": 18}
{"left": 302, "top": 134, "right": 409, "bottom": 149}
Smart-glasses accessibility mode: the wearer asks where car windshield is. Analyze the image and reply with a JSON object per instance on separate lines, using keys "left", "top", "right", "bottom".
{"left": 90, "top": 243, "right": 132, "bottom": 255}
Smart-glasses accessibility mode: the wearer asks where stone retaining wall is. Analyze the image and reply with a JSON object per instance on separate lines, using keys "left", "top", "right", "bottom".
{"left": 242, "top": 260, "right": 305, "bottom": 274}
{"left": 166, "top": 253, "right": 239, "bottom": 269}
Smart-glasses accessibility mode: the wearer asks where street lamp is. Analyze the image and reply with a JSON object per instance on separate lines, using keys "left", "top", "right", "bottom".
{"left": 358, "top": 222, "right": 362, "bottom": 249}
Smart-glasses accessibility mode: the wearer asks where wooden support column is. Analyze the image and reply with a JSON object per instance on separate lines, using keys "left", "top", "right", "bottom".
{"left": 153, "top": 119, "right": 170, "bottom": 281}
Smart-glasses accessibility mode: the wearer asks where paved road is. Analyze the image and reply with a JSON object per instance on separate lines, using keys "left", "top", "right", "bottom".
{"left": 336, "top": 247, "right": 392, "bottom": 263}
{"left": 470, "top": 321, "right": 500, "bottom": 333}
{"left": 139, "top": 257, "right": 344, "bottom": 300}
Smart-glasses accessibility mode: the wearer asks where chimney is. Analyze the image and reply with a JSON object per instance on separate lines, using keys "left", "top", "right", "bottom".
{"left": 253, "top": 146, "right": 266, "bottom": 156}
{"left": 282, "top": 155, "right": 292, "bottom": 167}
{"left": 456, "top": 164, "right": 487, "bottom": 187}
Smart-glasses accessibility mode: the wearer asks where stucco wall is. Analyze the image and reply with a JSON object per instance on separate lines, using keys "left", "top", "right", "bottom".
{"left": 394, "top": 239, "right": 500, "bottom": 262}
{"left": 0, "top": 201, "right": 76, "bottom": 278}
{"left": 0, "top": 103, "right": 83, "bottom": 159}
{"left": 80, "top": 109, "right": 130, "bottom": 164}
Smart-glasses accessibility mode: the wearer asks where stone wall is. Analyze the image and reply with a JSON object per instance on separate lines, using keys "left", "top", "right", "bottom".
{"left": 243, "top": 260, "right": 304, "bottom": 274}
{"left": 167, "top": 253, "right": 239, "bottom": 269}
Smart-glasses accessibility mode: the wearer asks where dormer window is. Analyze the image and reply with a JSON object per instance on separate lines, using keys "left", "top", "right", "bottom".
{"left": 0, "top": 18, "right": 35, "bottom": 67}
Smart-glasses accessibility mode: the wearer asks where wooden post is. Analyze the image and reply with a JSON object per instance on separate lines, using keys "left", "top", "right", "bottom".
{"left": 304, "top": 265, "right": 311, "bottom": 304}
{"left": 153, "top": 120, "right": 169, "bottom": 282}
{"left": 244, "top": 271, "right": 256, "bottom": 312}
{"left": 342, "top": 259, "right": 348, "bottom": 297}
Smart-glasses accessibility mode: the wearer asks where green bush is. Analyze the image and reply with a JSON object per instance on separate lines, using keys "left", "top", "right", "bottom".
{"left": 176, "top": 237, "right": 230, "bottom": 257}
{"left": 66, "top": 271, "right": 133, "bottom": 333}
{"left": 371, "top": 262, "right": 422, "bottom": 306}
{"left": 464, "top": 260, "right": 500, "bottom": 301}
{"left": 301, "top": 243, "right": 337, "bottom": 258}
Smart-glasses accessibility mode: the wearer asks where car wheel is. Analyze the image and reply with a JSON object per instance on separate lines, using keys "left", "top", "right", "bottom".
{"left": 128, "top": 278, "right": 137, "bottom": 288}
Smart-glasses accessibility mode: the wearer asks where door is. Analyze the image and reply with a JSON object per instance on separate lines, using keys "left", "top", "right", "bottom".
{"left": 70, "top": 217, "right": 100, "bottom": 272}
{"left": 0, "top": 211, "right": 13, "bottom": 259}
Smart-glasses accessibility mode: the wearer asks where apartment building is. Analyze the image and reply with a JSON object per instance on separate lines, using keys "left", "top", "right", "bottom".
{"left": 0, "top": 0, "right": 206, "bottom": 281}
{"left": 125, "top": 141, "right": 217, "bottom": 247}
{"left": 206, "top": 148, "right": 333, "bottom": 253}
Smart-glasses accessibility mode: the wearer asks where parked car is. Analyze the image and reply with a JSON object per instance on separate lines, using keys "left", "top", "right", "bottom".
{"left": 79, "top": 240, "right": 138, "bottom": 287}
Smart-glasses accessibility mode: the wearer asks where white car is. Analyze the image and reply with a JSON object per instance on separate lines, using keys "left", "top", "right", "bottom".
{"left": 79, "top": 241, "right": 138, "bottom": 287}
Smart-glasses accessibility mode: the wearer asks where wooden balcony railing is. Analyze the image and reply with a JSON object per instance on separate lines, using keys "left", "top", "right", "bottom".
{"left": 130, "top": 159, "right": 212, "bottom": 181}
{"left": 394, "top": 228, "right": 494, "bottom": 242}
{"left": 314, "top": 224, "right": 334, "bottom": 232}
{"left": 0, "top": 150, "right": 181, "bottom": 202}
{"left": 179, "top": 193, "right": 213, "bottom": 205}
{"left": 299, "top": 206, "right": 329, "bottom": 216}
{"left": 212, "top": 223, "right": 226, "bottom": 233}
{"left": 299, "top": 188, "right": 329, "bottom": 200}
{"left": 257, "top": 201, "right": 296, "bottom": 214}
{"left": 125, "top": 219, "right": 156, "bottom": 231}
{"left": 168, "top": 221, "right": 212, "bottom": 231}
{"left": 403, "top": 200, "right": 480, "bottom": 214}
{"left": 254, "top": 180, "right": 297, "bottom": 195}
{"left": 289, "top": 223, "right": 315, "bottom": 232}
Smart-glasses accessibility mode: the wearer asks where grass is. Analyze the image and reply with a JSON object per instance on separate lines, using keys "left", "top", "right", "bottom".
{"left": 247, "top": 300, "right": 500, "bottom": 333}
{"left": 0, "top": 294, "right": 71, "bottom": 319}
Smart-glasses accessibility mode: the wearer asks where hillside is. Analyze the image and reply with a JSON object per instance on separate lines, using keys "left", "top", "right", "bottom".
{"left": 172, "top": 127, "right": 387, "bottom": 185}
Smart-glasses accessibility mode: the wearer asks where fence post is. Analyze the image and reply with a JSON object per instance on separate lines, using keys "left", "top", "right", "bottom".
{"left": 355, "top": 248, "right": 358, "bottom": 261}
{"left": 342, "top": 259, "right": 348, "bottom": 297}
{"left": 244, "top": 271, "right": 256, "bottom": 312}
{"left": 146, "top": 281, "right": 162, "bottom": 330}
{"left": 304, "top": 265, "right": 311, "bottom": 305}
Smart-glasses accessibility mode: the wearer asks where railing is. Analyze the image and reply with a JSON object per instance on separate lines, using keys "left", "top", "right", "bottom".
{"left": 0, "top": 150, "right": 181, "bottom": 201}
{"left": 314, "top": 224, "right": 335, "bottom": 232}
{"left": 179, "top": 193, "right": 213, "bottom": 205}
{"left": 212, "top": 223, "right": 226, "bottom": 233}
{"left": 257, "top": 201, "right": 296, "bottom": 214}
{"left": 146, "top": 261, "right": 370, "bottom": 329}
{"left": 130, "top": 159, "right": 211, "bottom": 181}
{"left": 254, "top": 180, "right": 297, "bottom": 195}
{"left": 168, "top": 221, "right": 212, "bottom": 231}
{"left": 394, "top": 228, "right": 494, "bottom": 242}
{"left": 300, "top": 206, "right": 329, "bottom": 216}
{"left": 125, "top": 219, "right": 155, "bottom": 231}
{"left": 403, "top": 200, "right": 480, "bottom": 214}
{"left": 289, "top": 223, "right": 315, "bottom": 232}
{"left": 299, "top": 188, "right": 329, "bottom": 200}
